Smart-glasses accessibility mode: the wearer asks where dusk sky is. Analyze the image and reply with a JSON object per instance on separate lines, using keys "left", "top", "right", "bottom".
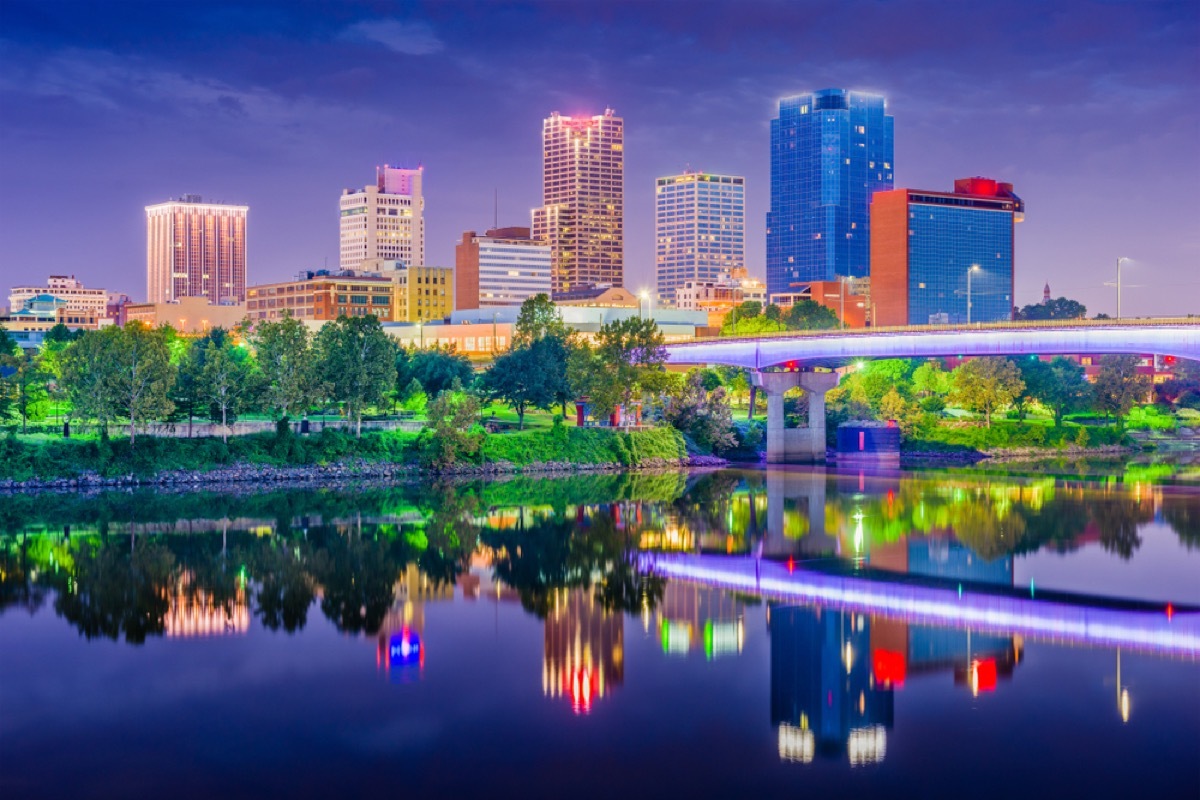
{"left": 1, "top": 0, "right": 1197, "bottom": 317}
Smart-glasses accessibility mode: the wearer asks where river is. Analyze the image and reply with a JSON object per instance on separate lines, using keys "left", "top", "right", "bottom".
{"left": 1, "top": 465, "right": 1197, "bottom": 798}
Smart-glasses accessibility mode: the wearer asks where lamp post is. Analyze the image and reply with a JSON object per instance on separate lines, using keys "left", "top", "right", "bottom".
{"left": 639, "top": 290, "right": 651, "bottom": 320}
{"left": 966, "top": 265, "right": 982, "bottom": 325}
{"left": 417, "top": 321, "right": 424, "bottom": 348}
{"left": 1116, "top": 257, "right": 1131, "bottom": 320}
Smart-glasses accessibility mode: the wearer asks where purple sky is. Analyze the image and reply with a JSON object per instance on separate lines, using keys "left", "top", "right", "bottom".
{"left": 1, "top": 0, "right": 1197, "bottom": 316}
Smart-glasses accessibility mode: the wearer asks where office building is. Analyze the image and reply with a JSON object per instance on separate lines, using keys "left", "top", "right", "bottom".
{"left": 871, "top": 177, "right": 1023, "bottom": 326}
{"left": 340, "top": 165, "right": 424, "bottom": 272}
{"left": 146, "top": 195, "right": 248, "bottom": 305}
{"left": 390, "top": 264, "right": 453, "bottom": 322}
{"left": 247, "top": 262, "right": 452, "bottom": 325}
{"left": 767, "top": 89, "right": 893, "bottom": 298}
{"left": 533, "top": 109, "right": 624, "bottom": 292}
{"left": 8, "top": 276, "right": 109, "bottom": 318}
{"left": 655, "top": 171, "right": 745, "bottom": 304}
{"left": 455, "top": 227, "right": 552, "bottom": 309}
{"left": 246, "top": 272, "right": 398, "bottom": 323}
{"left": 675, "top": 268, "right": 765, "bottom": 310}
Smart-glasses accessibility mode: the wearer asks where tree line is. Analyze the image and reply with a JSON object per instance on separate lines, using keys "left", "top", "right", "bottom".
{"left": 0, "top": 295, "right": 700, "bottom": 444}
{"left": 828, "top": 352, "right": 1163, "bottom": 438}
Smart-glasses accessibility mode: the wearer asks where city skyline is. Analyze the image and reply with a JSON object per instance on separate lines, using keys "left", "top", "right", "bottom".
{"left": 1, "top": 1, "right": 1197, "bottom": 317}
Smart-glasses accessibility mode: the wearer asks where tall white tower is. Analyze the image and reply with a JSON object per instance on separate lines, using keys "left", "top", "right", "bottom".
{"left": 339, "top": 165, "right": 425, "bottom": 272}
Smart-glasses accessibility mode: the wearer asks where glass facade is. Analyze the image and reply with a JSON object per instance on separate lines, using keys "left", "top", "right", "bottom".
{"left": 767, "top": 89, "right": 893, "bottom": 298}
{"left": 907, "top": 198, "right": 1014, "bottom": 325}
{"left": 533, "top": 110, "right": 624, "bottom": 293}
{"left": 655, "top": 172, "right": 745, "bottom": 304}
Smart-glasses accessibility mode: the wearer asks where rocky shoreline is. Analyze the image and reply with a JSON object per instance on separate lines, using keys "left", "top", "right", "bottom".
{"left": 0, "top": 454, "right": 731, "bottom": 493}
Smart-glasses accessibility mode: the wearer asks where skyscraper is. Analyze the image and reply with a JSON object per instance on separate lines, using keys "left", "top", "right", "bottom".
{"left": 767, "top": 89, "right": 893, "bottom": 299}
{"left": 340, "top": 165, "right": 424, "bottom": 271}
{"left": 146, "top": 196, "right": 248, "bottom": 305}
{"left": 871, "top": 177, "right": 1023, "bottom": 326}
{"left": 533, "top": 109, "right": 624, "bottom": 293}
{"left": 655, "top": 171, "right": 745, "bottom": 305}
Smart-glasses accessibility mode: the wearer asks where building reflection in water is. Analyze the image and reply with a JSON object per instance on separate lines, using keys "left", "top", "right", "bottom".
{"left": 770, "top": 536, "right": 1023, "bottom": 765}
{"left": 164, "top": 570, "right": 250, "bottom": 637}
{"left": 543, "top": 588, "right": 624, "bottom": 714}
{"left": 375, "top": 563, "right": 454, "bottom": 676}
{"left": 771, "top": 605, "right": 894, "bottom": 765}
{"left": 656, "top": 582, "right": 746, "bottom": 659}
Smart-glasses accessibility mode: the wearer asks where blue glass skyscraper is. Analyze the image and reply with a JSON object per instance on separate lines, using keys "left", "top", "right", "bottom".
{"left": 767, "top": 89, "right": 893, "bottom": 299}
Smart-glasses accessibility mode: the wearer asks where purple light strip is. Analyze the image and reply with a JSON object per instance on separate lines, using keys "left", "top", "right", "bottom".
{"left": 665, "top": 323, "right": 1200, "bottom": 368}
{"left": 640, "top": 554, "right": 1200, "bottom": 658}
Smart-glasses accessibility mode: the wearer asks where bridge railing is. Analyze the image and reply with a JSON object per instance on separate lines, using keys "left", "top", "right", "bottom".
{"left": 678, "top": 316, "right": 1200, "bottom": 346}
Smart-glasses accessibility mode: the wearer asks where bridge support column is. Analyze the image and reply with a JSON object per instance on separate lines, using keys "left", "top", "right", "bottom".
{"left": 752, "top": 370, "right": 841, "bottom": 463}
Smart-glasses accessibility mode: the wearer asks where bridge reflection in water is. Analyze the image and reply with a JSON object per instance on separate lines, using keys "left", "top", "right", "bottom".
{"left": 643, "top": 552, "right": 1198, "bottom": 766}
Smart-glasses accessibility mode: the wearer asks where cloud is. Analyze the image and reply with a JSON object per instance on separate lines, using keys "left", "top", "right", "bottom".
{"left": 340, "top": 19, "right": 444, "bottom": 56}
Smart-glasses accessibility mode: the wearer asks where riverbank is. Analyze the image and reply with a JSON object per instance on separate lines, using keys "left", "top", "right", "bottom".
{"left": 0, "top": 426, "right": 731, "bottom": 490}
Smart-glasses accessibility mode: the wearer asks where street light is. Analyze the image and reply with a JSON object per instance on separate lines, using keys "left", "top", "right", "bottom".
{"left": 966, "top": 265, "right": 982, "bottom": 325}
{"left": 638, "top": 291, "right": 657, "bottom": 319}
{"left": 416, "top": 321, "right": 424, "bottom": 348}
{"left": 1116, "top": 257, "right": 1132, "bottom": 320}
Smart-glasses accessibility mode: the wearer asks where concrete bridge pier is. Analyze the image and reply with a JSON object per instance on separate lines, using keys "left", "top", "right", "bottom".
{"left": 752, "top": 370, "right": 840, "bottom": 463}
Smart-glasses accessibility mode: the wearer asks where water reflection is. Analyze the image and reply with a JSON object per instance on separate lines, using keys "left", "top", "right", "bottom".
{"left": 0, "top": 467, "right": 1197, "bottom": 788}
{"left": 2, "top": 469, "right": 1198, "bottom": 642}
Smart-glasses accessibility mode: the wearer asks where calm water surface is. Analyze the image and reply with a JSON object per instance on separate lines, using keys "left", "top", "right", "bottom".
{"left": 1, "top": 466, "right": 1198, "bottom": 799}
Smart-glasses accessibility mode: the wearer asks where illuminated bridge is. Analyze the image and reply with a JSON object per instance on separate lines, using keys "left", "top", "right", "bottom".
{"left": 663, "top": 318, "right": 1200, "bottom": 462}
{"left": 641, "top": 553, "right": 1200, "bottom": 659}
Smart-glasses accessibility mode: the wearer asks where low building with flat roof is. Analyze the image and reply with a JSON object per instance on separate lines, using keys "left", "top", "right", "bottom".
{"left": 125, "top": 297, "right": 247, "bottom": 333}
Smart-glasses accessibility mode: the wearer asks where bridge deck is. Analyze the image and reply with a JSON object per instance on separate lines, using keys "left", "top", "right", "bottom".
{"left": 664, "top": 318, "right": 1200, "bottom": 368}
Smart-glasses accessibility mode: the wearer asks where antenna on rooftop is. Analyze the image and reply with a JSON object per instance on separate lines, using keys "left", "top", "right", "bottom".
{"left": 494, "top": 188, "right": 498, "bottom": 229}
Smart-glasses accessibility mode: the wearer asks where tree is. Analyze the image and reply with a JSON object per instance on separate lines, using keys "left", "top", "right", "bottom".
{"left": 783, "top": 299, "right": 839, "bottom": 330}
{"left": 878, "top": 387, "right": 925, "bottom": 437}
{"left": 911, "top": 358, "right": 952, "bottom": 413}
{"left": 532, "top": 332, "right": 574, "bottom": 416}
{"left": 201, "top": 340, "right": 256, "bottom": 441}
{"left": 664, "top": 370, "right": 737, "bottom": 454}
{"left": 1016, "top": 297, "right": 1087, "bottom": 321}
{"left": 254, "top": 314, "right": 319, "bottom": 422}
{"left": 398, "top": 346, "right": 474, "bottom": 400}
{"left": 721, "top": 301, "right": 787, "bottom": 336}
{"left": 1032, "top": 357, "right": 1091, "bottom": 427}
{"left": 480, "top": 346, "right": 551, "bottom": 429}
{"left": 171, "top": 338, "right": 206, "bottom": 437}
{"left": 570, "top": 317, "right": 668, "bottom": 419}
{"left": 169, "top": 328, "right": 230, "bottom": 437}
{"left": 43, "top": 323, "right": 82, "bottom": 345}
{"left": 6, "top": 349, "right": 50, "bottom": 433}
{"left": 513, "top": 293, "right": 570, "bottom": 347}
{"left": 0, "top": 330, "right": 16, "bottom": 424}
{"left": 511, "top": 295, "right": 574, "bottom": 414}
{"left": 105, "top": 323, "right": 176, "bottom": 445}
{"left": 1093, "top": 355, "right": 1151, "bottom": 428}
{"left": 950, "top": 357, "right": 1025, "bottom": 427}
{"left": 316, "top": 316, "right": 397, "bottom": 437}
{"left": 421, "top": 387, "right": 482, "bottom": 468}
{"left": 59, "top": 328, "right": 122, "bottom": 436}
{"left": 1011, "top": 357, "right": 1055, "bottom": 421}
